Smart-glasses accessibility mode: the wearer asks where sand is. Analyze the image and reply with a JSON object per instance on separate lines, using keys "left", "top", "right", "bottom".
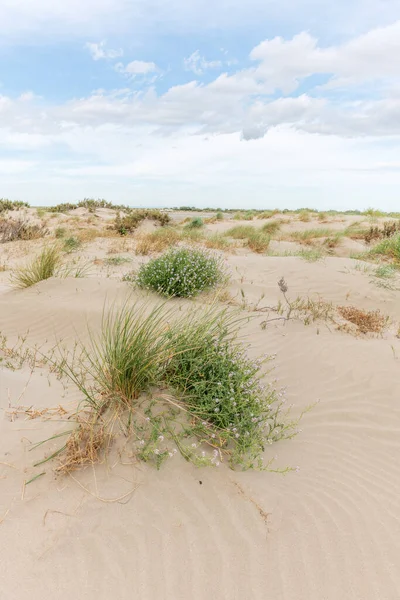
{"left": 1, "top": 211, "right": 400, "bottom": 599}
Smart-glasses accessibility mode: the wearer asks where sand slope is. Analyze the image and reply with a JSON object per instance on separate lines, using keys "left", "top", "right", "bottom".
{"left": 1, "top": 255, "right": 400, "bottom": 600}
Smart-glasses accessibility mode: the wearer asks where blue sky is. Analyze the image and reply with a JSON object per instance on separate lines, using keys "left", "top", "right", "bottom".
{"left": 1, "top": 0, "right": 400, "bottom": 210}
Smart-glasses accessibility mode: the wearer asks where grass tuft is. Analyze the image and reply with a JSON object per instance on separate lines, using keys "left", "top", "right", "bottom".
{"left": 11, "top": 246, "right": 62, "bottom": 288}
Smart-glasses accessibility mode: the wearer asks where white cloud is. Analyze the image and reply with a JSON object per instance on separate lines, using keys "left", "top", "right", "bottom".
{"left": 86, "top": 41, "right": 123, "bottom": 60}
{"left": 115, "top": 60, "right": 157, "bottom": 76}
{"left": 2, "top": 17, "right": 400, "bottom": 209}
{"left": 184, "top": 51, "right": 222, "bottom": 75}
{"left": 250, "top": 21, "right": 400, "bottom": 92}
{"left": 2, "top": 0, "right": 400, "bottom": 42}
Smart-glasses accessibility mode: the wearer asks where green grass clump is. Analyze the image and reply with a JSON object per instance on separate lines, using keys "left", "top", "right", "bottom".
{"left": 11, "top": 246, "right": 61, "bottom": 288}
{"left": 63, "top": 236, "right": 81, "bottom": 252}
{"left": 297, "top": 248, "right": 325, "bottom": 262}
{"left": 216, "top": 211, "right": 224, "bottom": 220}
{"left": 225, "top": 225, "right": 256, "bottom": 239}
{"left": 261, "top": 220, "right": 281, "bottom": 235}
{"left": 185, "top": 217, "right": 204, "bottom": 229}
{"left": 55, "top": 227, "right": 67, "bottom": 239}
{"left": 70, "top": 302, "right": 175, "bottom": 407}
{"left": 225, "top": 225, "right": 270, "bottom": 253}
{"left": 374, "top": 265, "right": 396, "bottom": 279}
{"left": 136, "top": 247, "right": 227, "bottom": 297}
{"left": 105, "top": 256, "right": 132, "bottom": 266}
{"left": 291, "top": 228, "right": 332, "bottom": 242}
{"left": 369, "top": 234, "right": 400, "bottom": 264}
{"left": 204, "top": 233, "right": 232, "bottom": 250}
{"left": 246, "top": 230, "right": 270, "bottom": 253}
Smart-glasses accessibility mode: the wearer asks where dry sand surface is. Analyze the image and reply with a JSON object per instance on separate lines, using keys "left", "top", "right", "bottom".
{"left": 1, "top": 208, "right": 400, "bottom": 599}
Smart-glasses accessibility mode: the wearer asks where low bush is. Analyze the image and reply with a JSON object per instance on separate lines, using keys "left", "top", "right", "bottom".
{"left": 185, "top": 217, "right": 204, "bottom": 229}
{"left": 114, "top": 209, "right": 171, "bottom": 235}
{"left": 136, "top": 247, "right": 227, "bottom": 297}
{"left": 0, "top": 199, "right": 29, "bottom": 213}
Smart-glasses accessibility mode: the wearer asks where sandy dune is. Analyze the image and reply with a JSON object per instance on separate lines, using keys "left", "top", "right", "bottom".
{"left": 1, "top": 213, "right": 400, "bottom": 600}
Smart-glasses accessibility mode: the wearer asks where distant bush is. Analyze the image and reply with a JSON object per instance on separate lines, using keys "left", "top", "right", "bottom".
{"left": 0, "top": 219, "right": 48, "bottom": 243}
{"left": 136, "top": 247, "right": 227, "bottom": 297}
{"left": 0, "top": 199, "right": 30, "bottom": 213}
{"left": 216, "top": 211, "right": 224, "bottom": 220}
{"left": 48, "top": 199, "right": 131, "bottom": 213}
{"left": 114, "top": 210, "right": 171, "bottom": 235}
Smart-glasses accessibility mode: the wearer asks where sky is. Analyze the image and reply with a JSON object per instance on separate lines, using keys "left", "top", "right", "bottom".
{"left": 1, "top": 1, "right": 400, "bottom": 210}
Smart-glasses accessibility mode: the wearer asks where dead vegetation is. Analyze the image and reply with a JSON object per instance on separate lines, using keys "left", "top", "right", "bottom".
{"left": 0, "top": 218, "right": 48, "bottom": 243}
{"left": 337, "top": 306, "right": 390, "bottom": 334}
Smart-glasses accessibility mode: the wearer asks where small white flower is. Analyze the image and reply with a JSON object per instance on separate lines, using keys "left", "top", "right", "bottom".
{"left": 154, "top": 449, "right": 160, "bottom": 455}
{"left": 139, "top": 440, "right": 145, "bottom": 446}
{"left": 191, "top": 443, "right": 197, "bottom": 448}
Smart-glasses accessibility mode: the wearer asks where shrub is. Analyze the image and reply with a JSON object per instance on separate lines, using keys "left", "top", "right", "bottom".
{"left": 364, "top": 221, "right": 400, "bottom": 244}
{"left": 216, "top": 211, "right": 224, "bottom": 220}
{"left": 185, "top": 217, "right": 204, "bottom": 229}
{"left": 114, "top": 209, "right": 171, "bottom": 235}
{"left": 0, "top": 218, "right": 48, "bottom": 243}
{"left": 0, "top": 199, "right": 29, "bottom": 213}
{"left": 10, "top": 246, "right": 61, "bottom": 288}
{"left": 48, "top": 199, "right": 131, "bottom": 213}
{"left": 136, "top": 247, "right": 227, "bottom": 297}
{"left": 164, "top": 308, "right": 291, "bottom": 468}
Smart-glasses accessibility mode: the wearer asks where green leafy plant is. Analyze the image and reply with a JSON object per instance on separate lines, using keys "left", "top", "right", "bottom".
{"left": 136, "top": 247, "right": 227, "bottom": 297}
